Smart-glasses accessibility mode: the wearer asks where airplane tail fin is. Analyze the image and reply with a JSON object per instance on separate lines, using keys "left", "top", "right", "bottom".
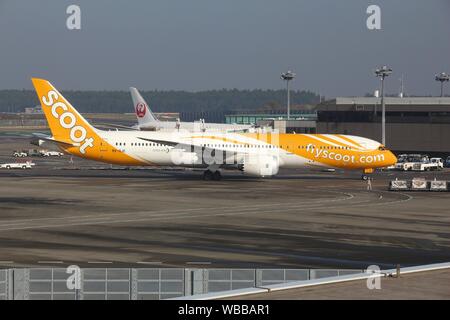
{"left": 31, "top": 78, "right": 98, "bottom": 155}
{"left": 130, "top": 87, "right": 158, "bottom": 125}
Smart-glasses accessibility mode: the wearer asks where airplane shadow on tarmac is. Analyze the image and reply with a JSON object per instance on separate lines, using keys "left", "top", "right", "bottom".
{"left": 0, "top": 168, "right": 362, "bottom": 182}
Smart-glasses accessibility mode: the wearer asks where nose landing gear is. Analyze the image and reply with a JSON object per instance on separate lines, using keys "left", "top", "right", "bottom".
{"left": 362, "top": 168, "right": 374, "bottom": 181}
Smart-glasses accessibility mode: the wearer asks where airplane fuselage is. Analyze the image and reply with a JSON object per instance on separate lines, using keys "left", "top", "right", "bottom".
{"left": 60, "top": 129, "right": 397, "bottom": 171}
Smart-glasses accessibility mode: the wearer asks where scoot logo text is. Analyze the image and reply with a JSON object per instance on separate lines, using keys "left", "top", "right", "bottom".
{"left": 42, "top": 90, "right": 94, "bottom": 154}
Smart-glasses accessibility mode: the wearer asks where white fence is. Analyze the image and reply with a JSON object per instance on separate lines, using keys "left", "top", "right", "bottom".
{"left": 0, "top": 267, "right": 362, "bottom": 300}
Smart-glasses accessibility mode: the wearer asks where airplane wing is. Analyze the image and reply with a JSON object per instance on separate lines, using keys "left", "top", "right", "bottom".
{"left": 137, "top": 137, "right": 196, "bottom": 151}
{"left": 94, "top": 123, "right": 139, "bottom": 131}
{"left": 137, "top": 136, "right": 248, "bottom": 166}
{"left": 136, "top": 137, "right": 263, "bottom": 157}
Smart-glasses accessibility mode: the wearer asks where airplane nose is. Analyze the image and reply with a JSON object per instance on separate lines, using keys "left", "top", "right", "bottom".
{"left": 388, "top": 151, "right": 397, "bottom": 165}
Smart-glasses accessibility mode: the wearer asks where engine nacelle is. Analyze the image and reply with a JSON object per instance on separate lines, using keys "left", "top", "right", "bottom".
{"left": 242, "top": 154, "right": 279, "bottom": 177}
{"left": 169, "top": 149, "right": 199, "bottom": 165}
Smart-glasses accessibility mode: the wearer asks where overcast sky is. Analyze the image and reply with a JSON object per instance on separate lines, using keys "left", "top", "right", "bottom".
{"left": 0, "top": 0, "right": 449, "bottom": 97}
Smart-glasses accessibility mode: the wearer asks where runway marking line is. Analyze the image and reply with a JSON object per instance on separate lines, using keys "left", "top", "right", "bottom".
{"left": 0, "top": 199, "right": 366, "bottom": 231}
{"left": 0, "top": 197, "right": 357, "bottom": 231}
{"left": 0, "top": 193, "right": 355, "bottom": 228}
{"left": 0, "top": 190, "right": 412, "bottom": 232}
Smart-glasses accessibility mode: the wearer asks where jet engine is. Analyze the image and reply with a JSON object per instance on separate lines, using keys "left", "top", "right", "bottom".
{"left": 241, "top": 154, "right": 279, "bottom": 177}
{"left": 169, "top": 149, "right": 199, "bottom": 165}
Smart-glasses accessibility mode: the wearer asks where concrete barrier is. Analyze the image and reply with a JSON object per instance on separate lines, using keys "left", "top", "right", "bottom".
{"left": 411, "top": 178, "right": 429, "bottom": 191}
{"left": 390, "top": 179, "right": 450, "bottom": 192}
{"left": 389, "top": 179, "right": 409, "bottom": 191}
{"left": 430, "top": 180, "right": 447, "bottom": 191}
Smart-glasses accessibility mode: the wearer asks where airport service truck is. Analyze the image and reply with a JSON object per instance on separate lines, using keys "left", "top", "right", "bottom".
{"left": 40, "top": 150, "right": 64, "bottom": 157}
{"left": 431, "top": 158, "right": 444, "bottom": 170}
{"left": 13, "top": 151, "right": 28, "bottom": 157}
{"left": 0, "top": 161, "right": 35, "bottom": 169}
{"left": 13, "top": 149, "right": 49, "bottom": 157}
{"left": 411, "top": 156, "right": 443, "bottom": 171}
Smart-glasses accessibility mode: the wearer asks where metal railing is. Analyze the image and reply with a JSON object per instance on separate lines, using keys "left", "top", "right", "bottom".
{"left": 0, "top": 269, "right": 7, "bottom": 300}
{"left": 0, "top": 267, "right": 362, "bottom": 300}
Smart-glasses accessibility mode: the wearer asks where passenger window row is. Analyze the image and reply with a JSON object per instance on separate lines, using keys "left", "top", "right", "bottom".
{"left": 202, "top": 144, "right": 274, "bottom": 148}
{"left": 114, "top": 142, "right": 351, "bottom": 150}
{"left": 298, "top": 145, "right": 351, "bottom": 150}
{"left": 114, "top": 142, "right": 163, "bottom": 147}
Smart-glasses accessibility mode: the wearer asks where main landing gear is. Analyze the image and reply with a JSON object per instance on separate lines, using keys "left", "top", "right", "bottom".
{"left": 202, "top": 169, "right": 222, "bottom": 181}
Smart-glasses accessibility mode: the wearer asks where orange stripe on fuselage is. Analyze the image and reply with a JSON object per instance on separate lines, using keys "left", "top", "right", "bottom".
{"left": 336, "top": 135, "right": 364, "bottom": 148}
{"left": 190, "top": 135, "right": 251, "bottom": 146}
{"left": 314, "top": 134, "right": 357, "bottom": 149}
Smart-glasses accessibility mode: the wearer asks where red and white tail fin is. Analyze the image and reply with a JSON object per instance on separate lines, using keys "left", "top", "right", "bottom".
{"left": 130, "top": 87, "right": 158, "bottom": 126}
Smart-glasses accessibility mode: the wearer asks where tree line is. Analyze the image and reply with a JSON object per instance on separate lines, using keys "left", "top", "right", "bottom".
{"left": 0, "top": 89, "right": 320, "bottom": 114}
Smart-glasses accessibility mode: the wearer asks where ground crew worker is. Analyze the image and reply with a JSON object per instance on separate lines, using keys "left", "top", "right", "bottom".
{"left": 367, "top": 177, "right": 372, "bottom": 191}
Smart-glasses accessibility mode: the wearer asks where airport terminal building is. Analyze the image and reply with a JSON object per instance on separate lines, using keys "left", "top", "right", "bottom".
{"left": 225, "top": 110, "right": 317, "bottom": 134}
{"left": 316, "top": 97, "right": 450, "bottom": 156}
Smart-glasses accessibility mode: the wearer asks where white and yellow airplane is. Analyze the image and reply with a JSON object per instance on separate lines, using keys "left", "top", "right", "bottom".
{"left": 31, "top": 78, "right": 397, "bottom": 180}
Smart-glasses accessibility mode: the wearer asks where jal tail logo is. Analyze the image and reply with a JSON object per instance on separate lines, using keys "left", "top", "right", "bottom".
{"left": 136, "top": 103, "right": 147, "bottom": 118}
{"left": 42, "top": 90, "right": 94, "bottom": 154}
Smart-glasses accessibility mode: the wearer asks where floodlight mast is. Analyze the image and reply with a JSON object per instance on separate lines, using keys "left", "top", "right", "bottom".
{"left": 435, "top": 72, "right": 449, "bottom": 97}
{"left": 375, "top": 66, "right": 392, "bottom": 146}
{"left": 281, "top": 70, "right": 296, "bottom": 120}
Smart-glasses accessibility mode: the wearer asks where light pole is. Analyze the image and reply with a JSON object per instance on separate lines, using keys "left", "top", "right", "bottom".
{"left": 435, "top": 72, "right": 449, "bottom": 97}
{"left": 398, "top": 74, "right": 404, "bottom": 98}
{"left": 281, "top": 70, "right": 295, "bottom": 120}
{"left": 375, "top": 66, "right": 392, "bottom": 146}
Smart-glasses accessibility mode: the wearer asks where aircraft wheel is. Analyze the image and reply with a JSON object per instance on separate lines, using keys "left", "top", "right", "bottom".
{"left": 203, "top": 170, "right": 213, "bottom": 181}
{"left": 212, "top": 170, "right": 222, "bottom": 181}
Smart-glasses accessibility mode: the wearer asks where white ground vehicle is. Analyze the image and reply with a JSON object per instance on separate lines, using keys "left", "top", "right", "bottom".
{"left": 430, "top": 158, "right": 444, "bottom": 170}
{"left": 395, "top": 154, "right": 421, "bottom": 171}
{"left": 13, "top": 151, "right": 28, "bottom": 157}
{"left": 0, "top": 161, "right": 35, "bottom": 169}
{"left": 412, "top": 155, "right": 442, "bottom": 171}
{"left": 40, "top": 150, "right": 64, "bottom": 157}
